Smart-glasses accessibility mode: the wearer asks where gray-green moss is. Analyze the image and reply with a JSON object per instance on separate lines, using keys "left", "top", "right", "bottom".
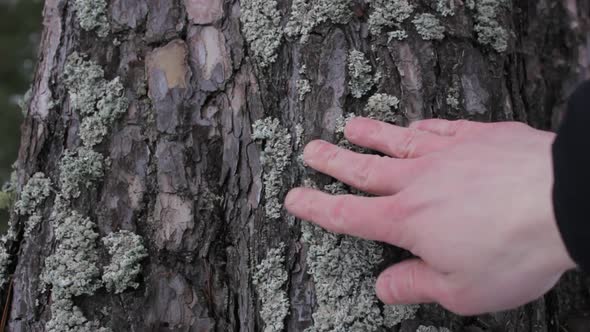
{"left": 241, "top": 0, "right": 283, "bottom": 68}
{"left": 252, "top": 118, "right": 293, "bottom": 219}
{"left": 72, "top": 0, "right": 110, "bottom": 37}
{"left": 15, "top": 172, "right": 51, "bottom": 216}
{"left": 367, "top": 0, "right": 414, "bottom": 35}
{"left": 348, "top": 50, "right": 376, "bottom": 99}
{"left": 253, "top": 244, "right": 289, "bottom": 332}
{"left": 285, "top": 0, "right": 352, "bottom": 43}
{"left": 102, "top": 230, "right": 148, "bottom": 294}
{"left": 365, "top": 93, "right": 400, "bottom": 123}
{"left": 412, "top": 13, "right": 445, "bottom": 41}
{"left": 64, "top": 52, "right": 128, "bottom": 147}
{"left": 59, "top": 148, "right": 105, "bottom": 200}
{"left": 473, "top": 0, "right": 509, "bottom": 52}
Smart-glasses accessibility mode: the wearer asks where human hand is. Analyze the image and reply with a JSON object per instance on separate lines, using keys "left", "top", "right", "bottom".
{"left": 285, "top": 118, "right": 576, "bottom": 315}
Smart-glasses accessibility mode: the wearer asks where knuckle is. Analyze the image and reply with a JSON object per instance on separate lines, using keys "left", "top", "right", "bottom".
{"left": 396, "top": 128, "right": 420, "bottom": 158}
{"left": 353, "top": 155, "right": 381, "bottom": 191}
{"left": 327, "top": 194, "right": 351, "bottom": 233}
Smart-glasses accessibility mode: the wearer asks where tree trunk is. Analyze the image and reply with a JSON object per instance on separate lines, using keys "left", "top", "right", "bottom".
{"left": 3, "top": 0, "right": 590, "bottom": 331}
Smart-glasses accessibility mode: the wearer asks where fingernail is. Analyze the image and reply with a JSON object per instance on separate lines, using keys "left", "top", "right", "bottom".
{"left": 376, "top": 273, "right": 395, "bottom": 304}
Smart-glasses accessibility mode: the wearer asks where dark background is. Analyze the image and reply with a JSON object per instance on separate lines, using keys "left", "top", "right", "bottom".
{"left": 0, "top": 0, "right": 43, "bottom": 228}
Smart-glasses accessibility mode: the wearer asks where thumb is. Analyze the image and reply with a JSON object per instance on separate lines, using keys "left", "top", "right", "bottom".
{"left": 376, "top": 259, "right": 447, "bottom": 305}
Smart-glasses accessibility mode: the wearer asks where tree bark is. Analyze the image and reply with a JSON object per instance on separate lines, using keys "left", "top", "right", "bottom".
{"left": 3, "top": 0, "right": 590, "bottom": 331}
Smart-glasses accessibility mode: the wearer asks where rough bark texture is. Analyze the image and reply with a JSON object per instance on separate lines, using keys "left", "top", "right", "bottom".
{"left": 3, "top": 0, "right": 590, "bottom": 331}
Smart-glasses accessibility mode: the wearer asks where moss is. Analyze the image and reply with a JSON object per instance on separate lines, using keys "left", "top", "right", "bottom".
{"left": 59, "top": 148, "right": 105, "bottom": 200}
{"left": 473, "top": 0, "right": 509, "bottom": 52}
{"left": 14, "top": 172, "right": 51, "bottom": 216}
{"left": 252, "top": 118, "right": 293, "bottom": 219}
{"left": 102, "top": 230, "right": 148, "bottom": 294}
{"left": 253, "top": 244, "right": 289, "bottom": 332}
{"left": 72, "top": 0, "right": 110, "bottom": 37}
{"left": 46, "top": 299, "right": 111, "bottom": 332}
{"left": 348, "top": 50, "right": 376, "bottom": 99}
{"left": 365, "top": 93, "right": 400, "bottom": 123}
{"left": 285, "top": 0, "right": 352, "bottom": 43}
{"left": 367, "top": 0, "right": 414, "bottom": 35}
{"left": 302, "top": 223, "right": 384, "bottom": 331}
{"left": 413, "top": 13, "right": 445, "bottom": 41}
{"left": 383, "top": 304, "right": 419, "bottom": 327}
{"left": 241, "top": 0, "right": 283, "bottom": 68}
{"left": 416, "top": 326, "right": 451, "bottom": 332}
{"left": 64, "top": 52, "right": 128, "bottom": 147}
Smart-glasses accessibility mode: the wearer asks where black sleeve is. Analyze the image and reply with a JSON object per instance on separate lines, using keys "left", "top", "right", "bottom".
{"left": 552, "top": 80, "right": 590, "bottom": 272}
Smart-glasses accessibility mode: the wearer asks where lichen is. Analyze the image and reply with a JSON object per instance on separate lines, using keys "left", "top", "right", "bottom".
{"left": 297, "top": 79, "right": 312, "bottom": 101}
{"left": 59, "top": 148, "right": 105, "bottom": 200}
{"left": 367, "top": 0, "right": 414, "bottom": 35}
{"left": 102, "top": 230, "right": 148, "bottom": 294}
{"left": 14, "top": 172, "right": 51, "bottom": 216}
{"left": 25, "top": 214, "right": 43, "bottom": 237}
{"left": 413, "top": 13, "right": 445, "bottom": 41}
{"left": 46, "top": 299, "right": 111, "bottom": 332}
{"left": 387, "top": 30, "right": 408, "bottom": 42}
{"left": 72, "top": 0, "right": 110, "bottom": 37}
{"left": 364, "top": 93, "right": 400, "bottom": 123}
{"left": 252, "top": 118, "right": 293, "bottom": 219}
{"left": 383, "top": 304, "right": 419, "bottom": 327}
{"left": 253, "top": 244, "right": 289, "bottom": 332}
{"left": 473, "top": 0, "right": 509, "bottom": 52}
{"left": 416, "top": 326, "right": 452, "bottom": 332}
{"left": 42, "top": 210, "right": 101, "bottom": 298}
{"left": 64, "top": 52, "right": 128, "bottom": 147}
{"left": 285, "top": 0, "right": 352, "bottom": 43}
{"left": 241, "top": 0, "right": 283, "bottom": 67}
{"left": 348, "top": 50, "right": 376, "bottom": 99}
{"left": 435, "top": 0, "right": 456, "bottom": 17}
{"left": 0, "top": 227, "right": 16, "bottom": 288}
{"left": 302, "top": 223, "right": 385, "bottom": 331}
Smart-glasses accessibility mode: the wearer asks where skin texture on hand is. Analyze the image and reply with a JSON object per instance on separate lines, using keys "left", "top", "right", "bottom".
{"left": 285, "top": 118, "right": 577, "bottom": 316}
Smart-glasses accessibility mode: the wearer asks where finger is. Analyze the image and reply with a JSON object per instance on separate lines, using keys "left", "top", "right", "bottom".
{"left": 409, "top": 119, "right": 479, "bottom": 136}
{"left": 284, "top": 188, "right": 409, "bottom": 245}
{"left": 376, "top": 259, "right": 447, "bottom": 305}
{"left": 303, "top": 140, "right": 418, "bottom": 195}
{"left": 344, "top": 117, "right": 455, "bottom": 158}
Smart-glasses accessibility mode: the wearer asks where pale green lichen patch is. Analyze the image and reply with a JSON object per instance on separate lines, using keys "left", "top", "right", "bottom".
{"left": 302, "top": 223, "right": 384, "bottom": 331}
{"left": 241, "top": 0, "right": 283, "bottom": 68}
{"left": 0, "top": 228, "right": 15, "bottom": 288}
{"left": 285, "top": 0, "right": 352, "bottom": 43}
{"left": 416, "top": 326, "right": 451, "bottom": 332}
{"left": 64, "top": 52, "right": 128, "bottom": 147}
{"left": 367, "top": 0, "right": 414, "bottom": 35}
{"left": 102, "top": 230, "right": 148, "bottom": 294}
{"left": 0, "top": 171, "right": 17, "bottom": 211}
{"left": 253, "top": 244, "right": 289, "bottom": 332}
{"left": 59, "top": 148, "right": 105, "bottom": 199}
{"left": 435, "top": 0, "right": 457, "bottom": 17}
{"left": 46, "top": 299, "right": 111, "bottom": 332}
{"left": 388, "top": 30, "right": 408, "bottom": 42}
{"left": 15, "top": 172, "right": 51, "bottom": 216}
{"left": 365, "top": 93, "right": 400, "bottom": 123}
{"left": 383, "top": 304, "right": 419, "bottom": 327}
{"left": 348, "top": 50, "right": 377, "bottom": 98}
{"left": 72, "top": 0, "right": 110, "bottom": 37}
{"left": 42, "top": 210, "right": 101, "bottom": 298}
{"left": 473, "top": 0, "right": 509, "bottom": 52}
{"left": 297, "top": 79, "right": 312, "bottom": 101}
{"left": 413, "top": 13, "right": 445, "bottom": 41}
{"left": 252, "top": 118, "right": 293, "bottom": 219}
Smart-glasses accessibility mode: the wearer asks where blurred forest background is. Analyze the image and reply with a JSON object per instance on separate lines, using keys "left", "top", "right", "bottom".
{"left": 0, "top": 0, "right": 42, "bottom": 228}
